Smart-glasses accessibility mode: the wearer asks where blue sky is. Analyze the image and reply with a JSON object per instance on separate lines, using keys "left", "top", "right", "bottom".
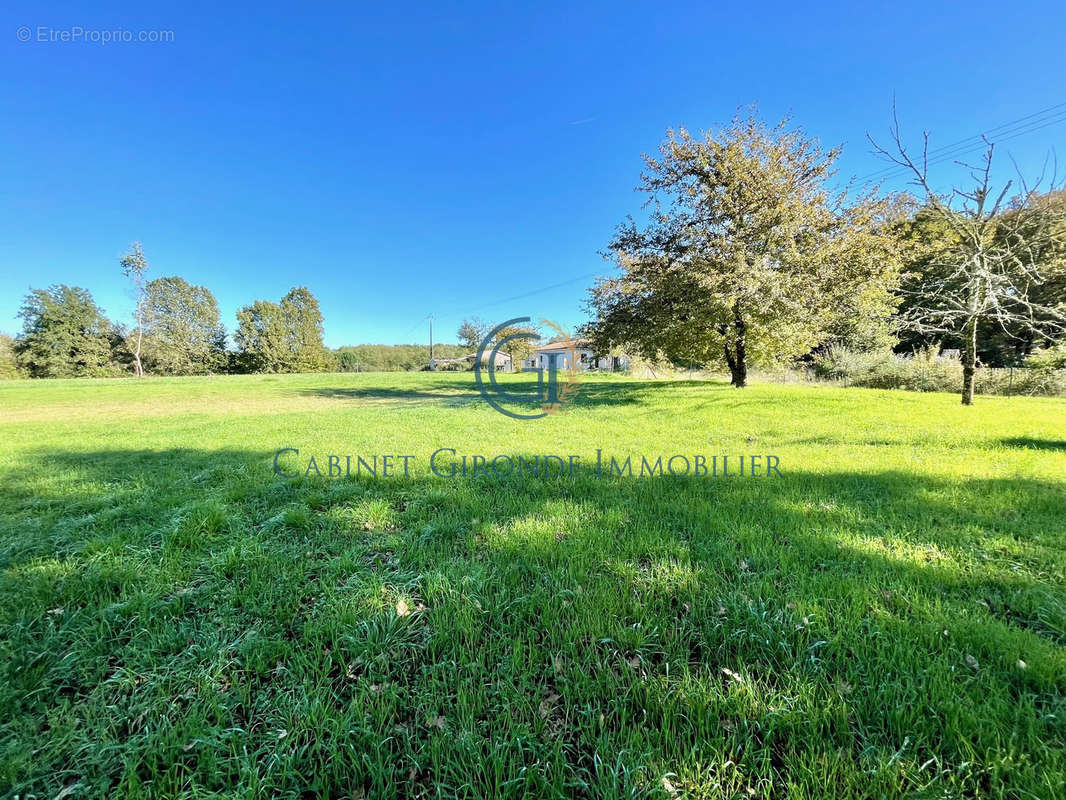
{"left": 3, "top": 1, "right": 1065, "bottom": 346}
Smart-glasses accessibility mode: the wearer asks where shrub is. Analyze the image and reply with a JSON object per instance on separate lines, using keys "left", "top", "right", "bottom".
{"left": 1022, "top": 345, "right": 1066, "bottom": 395}
{"left": 811, "top": 345, "right": 1064, "bottom": 396}
{"left": 813, "top": 345, "right": 960, "bottom": 392}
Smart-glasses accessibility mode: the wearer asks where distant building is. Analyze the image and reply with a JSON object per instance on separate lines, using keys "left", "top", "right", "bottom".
{"left": 469, "top": 351, "right": 512, "bottom": 370}
{"left": 431, "top": 351, "right": 512, "bottom": 371}
{"left": 526, "top": 340, "right": 629, "bottom": 372}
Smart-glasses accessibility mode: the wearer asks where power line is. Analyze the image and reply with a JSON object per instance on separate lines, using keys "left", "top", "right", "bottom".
{"left": 431, "top": 270, "right": 602, "bottom": 326}
{"left": 860, "top": 101, "right": 1066, "bottom": 183}
{"left": 862, "top": 101, "right": 1066, "bottom": 180}
{"left": 886, "top": 112, "right": 1066, "bottom": 180}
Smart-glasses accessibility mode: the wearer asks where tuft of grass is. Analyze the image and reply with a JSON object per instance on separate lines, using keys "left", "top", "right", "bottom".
{"left": 0, "top": 372, "right": 1064, "bottom": 798}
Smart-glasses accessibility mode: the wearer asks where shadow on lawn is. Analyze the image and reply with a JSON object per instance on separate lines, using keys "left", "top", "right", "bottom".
{"left": 294, "top": 377, "right": 749, "bottom": 412}
{"left": 1000, "top": 436, "right": 1066, "bottom": 452}
{"left": 4, "top": 445, "right": 1064, "bottom": 609}
{"left": 296, "top": 384, "right": 482, "bottom": 407}
{"left": 3, "top": 446, "right": 1065, "bottom": 796}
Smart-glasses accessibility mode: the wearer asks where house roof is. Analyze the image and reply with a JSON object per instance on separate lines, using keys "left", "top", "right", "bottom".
{"left": 534, "top": 339, "right": 593, "bottom": 353}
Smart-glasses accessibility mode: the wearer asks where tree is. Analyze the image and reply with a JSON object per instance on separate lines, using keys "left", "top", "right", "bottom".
{"left": 15, "top": 285, "right": 118, "bottom": 377}
{"left": 280, "top": 287, "right": 331, "bottom": 371}
{"left": 457, "top": 317, "right": 489, "bottom": 350}
{"left": 492, "top": 321, "right": 540, "bottom": 368}
{"left": 587, "top": 112, "right": 902, "bottom": 386}
{"left": 871, "top": 111, "right": 1066, "bottom": 404}
{"left": 235, "top": 300, "right": 289, "bottom": 373}
{"left": 0, "top": 334, "right": 19, "bottom": 379}
{"left": 120, "top": 242, "right": 149, "bottom": 378}
{"left": 140, "top": 276, "right": 227, "bottom": 375}
{"left": 235, "top": 287, "right": 330, "bottom": 373}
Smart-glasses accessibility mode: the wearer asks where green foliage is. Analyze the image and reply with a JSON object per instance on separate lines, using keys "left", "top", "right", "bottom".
{"left": 280, "top": 287, "right": 332, "bottom": 372}
{"left": 894, "top": 194, "right": 1066, "bottom": 366}
{"left": 456, "top": 317, "right": 488, "bottom": 350}
{"left": 589, "top": 112, "right": 903, "bottom": 387}
{"left": 235, "top": 287, "right": 331, "bottom": 373}
{"left": 140, "top": 276, "right": 227, "bottom": 375}
{"left": 234, "top": 299, "right": 288, "bottom": 372}
{"left": 491, "top": 322, "right": 539, "bottom": 365}
{"left": 813, "top": 345, "right": 960, "bottom": 391}
{"left": 1025, "top": 342, "right": 1066, "bottom": 372}
{"left": 119, "top": 242, "right": 149, "bottom": 282}
{"left": 333, "top": 344, "right": 467, "bottom": 372}
{"left": 1023, "top": 343, "right": 1066, "bottom": 394}
{"left": 14, "top": 285, "right": 121, "bottom": 377}
{"left": 0, "top": 334, "right": 19, "bottom": 379}
{"left": 813, "top": 344, "right": 1062, "bottom": 395}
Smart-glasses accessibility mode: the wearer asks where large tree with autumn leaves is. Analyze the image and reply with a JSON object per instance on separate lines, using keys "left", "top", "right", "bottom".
{"left": 586, "top": 112, "right": 904, "bottom": 386}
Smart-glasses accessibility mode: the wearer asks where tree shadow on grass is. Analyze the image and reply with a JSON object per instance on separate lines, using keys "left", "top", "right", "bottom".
{"left": 295, "top": 384, "right": 482, "bottom": 407}
{"left": 2, "top": 446, "right": 1065, "bottom": 797}
{"left": 1000, "top": 436, "right": 1066, "bottom": 452}
{"left": 294, "top": 377, "right": 750, "bottom": 413}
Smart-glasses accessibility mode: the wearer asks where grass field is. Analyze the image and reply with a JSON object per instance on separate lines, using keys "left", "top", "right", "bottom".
{"left": 1, "top": 372, "right": 1064, "bottom": 799}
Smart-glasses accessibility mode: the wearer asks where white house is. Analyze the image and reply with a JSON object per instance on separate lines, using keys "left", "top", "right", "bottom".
{"left": 526, "top": 340, "right": 629, "bottom": 372}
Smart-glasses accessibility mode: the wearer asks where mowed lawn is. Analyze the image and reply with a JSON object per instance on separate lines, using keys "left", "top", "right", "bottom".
{"left": 1, "top": 372, "right": 1064, "bottom": 799}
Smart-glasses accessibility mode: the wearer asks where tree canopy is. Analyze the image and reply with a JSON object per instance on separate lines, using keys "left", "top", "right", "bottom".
{"left": 141, "top": 276, "right": 227, "bottom": 375}
{"left": 15, "top": 285, "right": 119, "bottom": 377}
{"left": 871, "top": 113, "right": 1066, "bottom": 403}
{"left": 587, "top": 112, "right": 903, "bottom": 386}
{"left": 235, "top": 287, "right": 331, "bottom": 373}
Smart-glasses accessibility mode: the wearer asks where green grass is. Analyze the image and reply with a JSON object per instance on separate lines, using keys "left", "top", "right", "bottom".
{"left": 1, "top": 372, "right": 1064, "bottom": 799}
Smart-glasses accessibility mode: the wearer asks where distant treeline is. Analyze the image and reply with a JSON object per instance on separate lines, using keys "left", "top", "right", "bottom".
{"left": 0, "top": 246, "right": 466, "bottom": 378}
{"left": 334, "top": 344, "right": 469, "bottom": 372}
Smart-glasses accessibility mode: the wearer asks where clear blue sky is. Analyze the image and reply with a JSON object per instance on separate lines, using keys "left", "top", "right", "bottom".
{"left": 3, "top": 1, "right": 1065, "bottom": 346}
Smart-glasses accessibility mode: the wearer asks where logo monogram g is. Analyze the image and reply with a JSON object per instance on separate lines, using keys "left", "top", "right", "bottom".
{"left": 474, "top": 317, "right": 581, "bottom": 420}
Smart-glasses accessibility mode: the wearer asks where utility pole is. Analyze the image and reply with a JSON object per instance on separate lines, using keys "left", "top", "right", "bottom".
{"left": 428, "top": 315, "right": 435, "bottom": 370}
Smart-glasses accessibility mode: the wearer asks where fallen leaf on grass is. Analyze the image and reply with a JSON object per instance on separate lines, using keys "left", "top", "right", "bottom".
{"left": 722, "top": 667, "right": 745, "bottom": 684}
{"left": 538, "top": 691, "right": 561, "bottom": 718}
{"left": 427, "top": 715, "right": 446, "bottom": 730}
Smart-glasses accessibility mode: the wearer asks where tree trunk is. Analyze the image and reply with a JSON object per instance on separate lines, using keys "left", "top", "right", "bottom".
{"left": 961, "top": 316, "right": 977, "bottom": 405}
{"left": 133, "top": 304, "right": 144, "bottom": 378}
{"left": 731, "top": 302, "right": 747, "bottom": 388}
{"left": 723, "top": 339, "right": 737, "bottom": 383}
